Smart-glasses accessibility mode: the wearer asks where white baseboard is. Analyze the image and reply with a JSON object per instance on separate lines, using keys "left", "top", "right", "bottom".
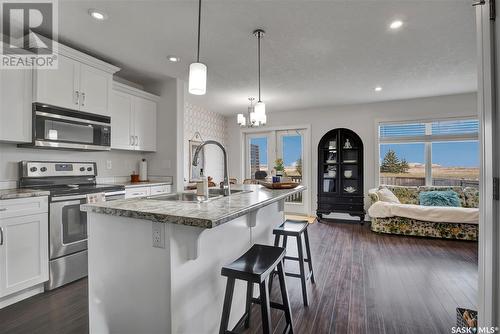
{"left": 0, "top": 284, "right": 44, "bottom": 309}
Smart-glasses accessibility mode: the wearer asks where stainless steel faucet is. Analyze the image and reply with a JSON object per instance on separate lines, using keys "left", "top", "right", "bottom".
{"left": 192, "top": 140, "right": 231, "bottom": 196}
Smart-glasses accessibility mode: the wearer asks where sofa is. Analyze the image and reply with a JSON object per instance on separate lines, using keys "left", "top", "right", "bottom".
{"left": 368, "top": 186, "right": 479, "bottom": 241}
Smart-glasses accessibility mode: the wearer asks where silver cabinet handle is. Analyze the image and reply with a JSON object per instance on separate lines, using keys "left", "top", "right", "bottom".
{"left": 130, "top": 135, "right": 134, "bottom": 146}
{"left": 74, "top": 91, "right": 80, "bottom": 105}
{"left": 135, "top": 136, "right": 139, "bottom": 146}
{"left": 0, "top": 208, "right": 6, "bottom": 212}
{"left": 81, "top": 92, "right": 86, "bottom": 106}
{"left": 0, "top": 227, "right": 4, "bottom": 246}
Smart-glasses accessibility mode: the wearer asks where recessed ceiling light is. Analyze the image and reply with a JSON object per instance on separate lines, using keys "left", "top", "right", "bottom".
{"left": 88, "top": 9, "right": 108, "bottom": 20}
{"left": 389, "top": 20, "right": 403, "bottom": 30}
{"left": 167, "top": 55, "right": 180, "bottom": 63}
{"left": 375, "top": 86, "right": 383, "bottom": 92}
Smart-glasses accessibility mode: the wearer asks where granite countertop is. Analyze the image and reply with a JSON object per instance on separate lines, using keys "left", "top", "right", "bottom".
{"left": 0, "top": 188, "right": 50, "bottom": 200}
{"left": 81, "top": 184, "right": 306, "bottom": 229}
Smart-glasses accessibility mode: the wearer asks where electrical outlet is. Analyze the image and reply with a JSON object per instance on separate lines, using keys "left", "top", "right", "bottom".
{"left": 152, "top": 222, "right": 165, "bottom": 248}
{"left": 106, "top": 160, "right": 112, "bottom": 170}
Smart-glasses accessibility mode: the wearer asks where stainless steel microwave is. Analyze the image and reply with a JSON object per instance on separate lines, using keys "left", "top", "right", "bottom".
{"left": 19, "top": 103, "right": 111, "bottom": 151}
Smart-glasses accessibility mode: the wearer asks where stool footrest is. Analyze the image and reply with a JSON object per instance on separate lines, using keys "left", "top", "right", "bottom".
{"left": 251, "top": 297, "right": 287, "bottom": 311}
{"left": 284, "top": 255, "right": 311, "bottom": 263}
{"left": 285, "top": 270, "right": 313, "bottom": 281}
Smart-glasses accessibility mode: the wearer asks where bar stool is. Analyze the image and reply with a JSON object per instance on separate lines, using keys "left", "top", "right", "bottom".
{"left": 271, "top": 219, "right": 315, "bottom": 306}
{"left": 219, "top": 244, "right": 294, "bottom": 334}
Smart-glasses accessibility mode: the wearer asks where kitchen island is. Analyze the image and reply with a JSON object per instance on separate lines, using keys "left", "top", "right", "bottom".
{"left": 81, "top": 184, "right": 305, "bottom": 334}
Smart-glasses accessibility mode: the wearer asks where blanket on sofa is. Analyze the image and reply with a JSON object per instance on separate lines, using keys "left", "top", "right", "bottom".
{"left": 368, "top": 201, "right": 479, "bottom": 224}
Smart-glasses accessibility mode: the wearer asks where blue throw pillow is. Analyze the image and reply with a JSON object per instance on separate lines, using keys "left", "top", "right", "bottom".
{"left": 419, "top": 191, "right": 461, "bottom": 207}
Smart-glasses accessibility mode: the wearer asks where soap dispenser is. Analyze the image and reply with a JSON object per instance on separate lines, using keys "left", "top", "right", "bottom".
{"left": 196, "top": 169, "right": 209, "bottom": 198}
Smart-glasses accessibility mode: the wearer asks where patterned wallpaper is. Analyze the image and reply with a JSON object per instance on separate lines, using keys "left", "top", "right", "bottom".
{"left": 184, "top": 103, "right": 228, "bottom": 184}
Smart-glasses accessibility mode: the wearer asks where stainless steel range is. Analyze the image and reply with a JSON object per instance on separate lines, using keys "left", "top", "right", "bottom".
{"left": 19, "top": 161, "right": 125, "bottom": 290}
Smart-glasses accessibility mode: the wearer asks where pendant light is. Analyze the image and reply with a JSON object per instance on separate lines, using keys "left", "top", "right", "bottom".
{"left": 236, "top": 29, "right": 267, "bottom": 127}
{"left": 188, "top": 0, "right": 207, "bottom": 95}
{"left": 254, "top": 29, "right": 266, "bottom": 124}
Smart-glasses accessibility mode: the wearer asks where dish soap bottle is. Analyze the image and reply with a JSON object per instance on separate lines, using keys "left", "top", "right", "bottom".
{"left": 196, "top": 169, "right": 209, "bottom": 198}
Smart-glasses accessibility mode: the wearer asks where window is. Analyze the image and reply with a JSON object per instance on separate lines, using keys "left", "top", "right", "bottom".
{"left": 378, "top": 119, "right": 479, "bottom": 188}
{"left": 248, "top": 136, "right": 269, "bottom": 178}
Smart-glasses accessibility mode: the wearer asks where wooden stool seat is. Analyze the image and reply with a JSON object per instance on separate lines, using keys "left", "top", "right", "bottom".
{"left": 219, "top": 244, "right": 294, "bottom": 334}
{"left": 221, "top": 244, "right": 284, "bottom": 283}
{"left": 273, "top": 219, "right": 309, "bottom": 236}
{"left": 272, "top": 219, "right": 315, "bottom": 306}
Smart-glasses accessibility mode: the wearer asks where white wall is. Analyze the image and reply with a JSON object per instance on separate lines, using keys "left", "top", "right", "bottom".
{"left": 144, "top": 77, "right": 181, "bottom": 190}
{"left": 226, "top": 92, "right": 477, "bottom": 216}
{"left": 183, "top": 103, "right": 228, "bottom": 185}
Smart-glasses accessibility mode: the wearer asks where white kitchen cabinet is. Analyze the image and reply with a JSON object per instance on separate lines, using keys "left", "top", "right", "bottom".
{"left": 110, "top": 82, "right": 159, "bottom": 152}
{"left": 79, "top": 64, "right": 111, "bottom": 115}
{"left": 33, "top": 44, "right": 119, "bottom": 116}
{"left": 133, "top": 97, "right": 157, "bottom": 151}
{"left": 0, "top": 197, "right": 48, "bottom": 299}
{"left": 125, "top": 187, "right": 150, "bottom": 199}
{"left": 124, "top": 184, "right": 171, "bottom": 199}
{"left": 110, "top": 90, "right": 134, "bottom": 150}
{"left": 34, "top": 54, "right": 79, "bottom": 110}
{"left": 0, "top": 69, "right": 32, "bottom": 143}
{"left": 150, "top": 185, "right": 172, "bottom": 196}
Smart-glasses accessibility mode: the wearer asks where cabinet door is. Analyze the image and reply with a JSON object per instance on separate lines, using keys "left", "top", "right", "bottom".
{"left": 133, "top": 97, "right": 157, "bottom": 151}
{"left": 79, "top": 64, "right": 111, "bottom": 116}
{"left": 0, "top": 69, "right": 32, "bottom": 142}
{"left": 110, "top": 90, "right": 134, "bottom": 150}
{"left": 34, "top": 54, "right": 79, "bottom": 110}
{"left": 0, "top": 213, "right": 49, "bottom": 297}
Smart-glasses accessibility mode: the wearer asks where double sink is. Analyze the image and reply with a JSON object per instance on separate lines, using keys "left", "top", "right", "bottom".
{"left": 147, "top": 188, "right": 251, "bottom": 203}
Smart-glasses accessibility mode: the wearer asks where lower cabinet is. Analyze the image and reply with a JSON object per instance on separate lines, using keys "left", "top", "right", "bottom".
{"left": 0, "top": 200, "right": 49, "bottom": 299}
{"left": 125, "top": 184, "right": 171, "bottom": 199}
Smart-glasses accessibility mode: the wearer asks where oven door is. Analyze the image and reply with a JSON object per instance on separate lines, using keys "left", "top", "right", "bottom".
{"left": 49, "top": 195, "right": 88, "bottom": 259}
{"left": 32, "top": 104, "right": 111, "bottom": 150}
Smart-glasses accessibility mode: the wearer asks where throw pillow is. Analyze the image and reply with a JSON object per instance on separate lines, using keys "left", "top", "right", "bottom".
{"left": 419, "top": 190, "right": 461, "bottom": 207}
{"left": 376, "top": 187, "right": 401, "bottom": 204}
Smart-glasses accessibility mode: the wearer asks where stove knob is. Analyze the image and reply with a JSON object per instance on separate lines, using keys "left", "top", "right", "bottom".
{"left": 80, "top": 167, "right": 85, "bottom": 172}
{"left": 40, "top": 167, "right": 47, "bottom": 172}
{"left": 29, "top": 167, "right": 38, "bottom": 172}
{"left": 87, "top": 167, "right": 93, "bottom": 172}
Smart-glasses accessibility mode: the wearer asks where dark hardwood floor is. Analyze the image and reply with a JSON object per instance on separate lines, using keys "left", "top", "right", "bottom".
{"left": 0, "top": 221, "right": 478, "bottom": 334}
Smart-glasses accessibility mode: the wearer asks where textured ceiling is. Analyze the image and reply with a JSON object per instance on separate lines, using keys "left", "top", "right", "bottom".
{"left": 57, "top": 0, "right": 477, "bottom": 115}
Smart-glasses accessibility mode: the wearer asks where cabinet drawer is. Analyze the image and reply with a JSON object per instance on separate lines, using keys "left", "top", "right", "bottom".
{"left": 332, "top": 204, "right": 364, "bottom": 212}
{"left": 318, "top": 203, "right": 364, "bottom": 213}
{"left": 150, "top": 185, "right": 171, "bottom": 195}
{"left": 125, "top": 187, "right": 150, "bottom": 199}
{"left": 322, "top": 197, "right": 364, "bottom": 205}
{"left": 0, "top": 197, "right": 48, "bottom": 219}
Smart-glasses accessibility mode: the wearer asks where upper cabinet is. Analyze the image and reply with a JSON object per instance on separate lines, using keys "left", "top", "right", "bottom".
{"left": 33, "top": 44, "right": 120, "bottom": 116}
{"left": 33, "top": 54, "right": 78, "bottom": 110}
{"left": 0, "top": 69, "right": 32, "bottom": 143}
{"left": 110, "top": 82, "right": 159, "bottom": 152}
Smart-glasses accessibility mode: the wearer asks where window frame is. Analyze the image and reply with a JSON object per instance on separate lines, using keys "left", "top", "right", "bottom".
{"left": 377, "top": 117, "right": 479, "bottom": 187}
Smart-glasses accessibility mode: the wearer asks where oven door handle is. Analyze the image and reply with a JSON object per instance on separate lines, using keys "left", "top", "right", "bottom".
{"left": 51, "top": 194, "right": 88, "bottom": 202}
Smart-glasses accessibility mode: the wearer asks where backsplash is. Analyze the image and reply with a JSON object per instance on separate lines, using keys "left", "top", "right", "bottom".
{"left": 0, "top": 143, "right": 146, "bottom": 189}
{"left": 184, "top": 103, "right": 228, "bottom": 184}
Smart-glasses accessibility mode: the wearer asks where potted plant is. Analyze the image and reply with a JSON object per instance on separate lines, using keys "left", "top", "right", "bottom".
{"left": 274, "top": 158, "right": 286, "bottom": 179}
